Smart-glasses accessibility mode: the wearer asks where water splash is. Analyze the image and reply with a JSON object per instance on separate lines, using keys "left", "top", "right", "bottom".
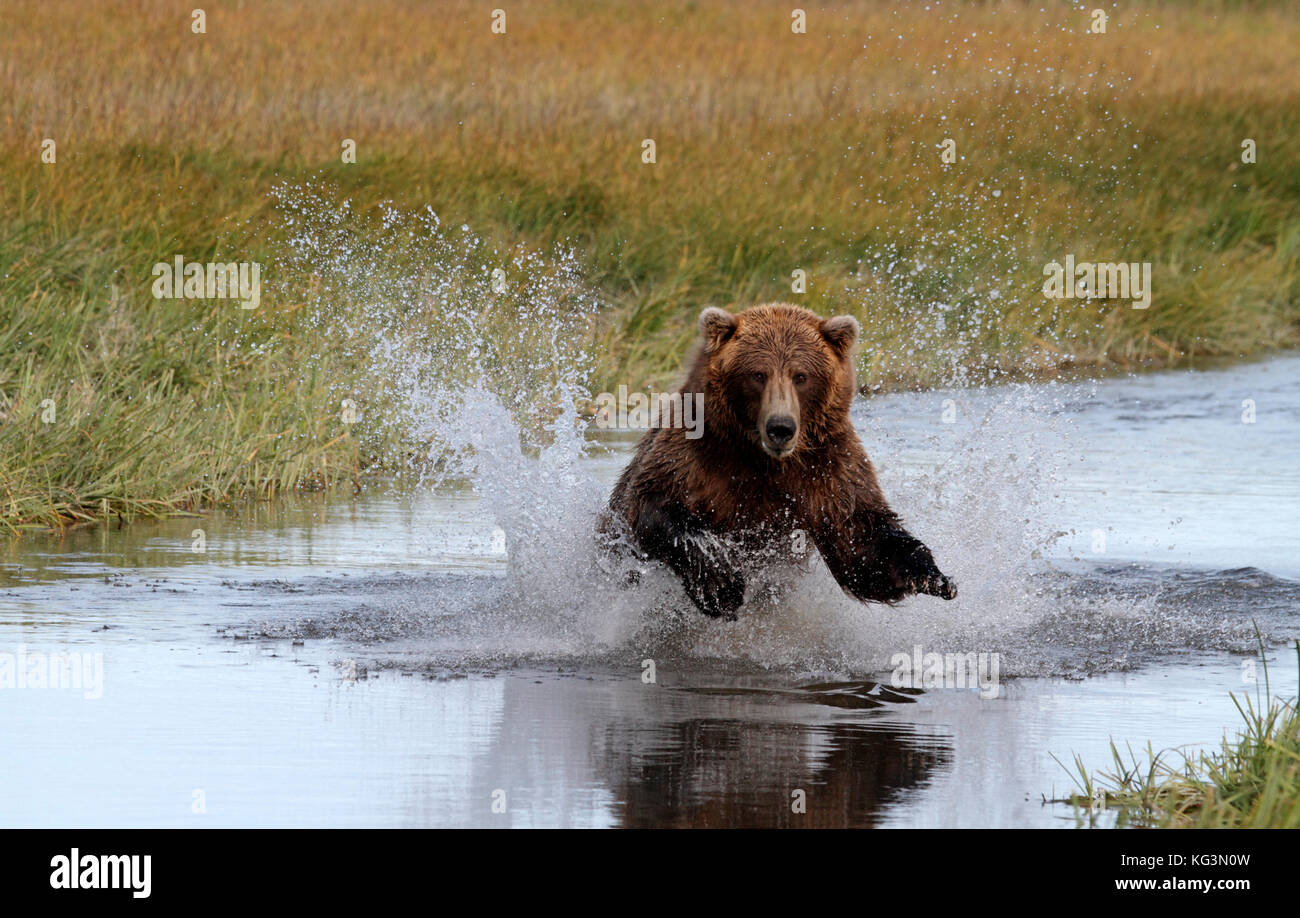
{"left": 259, "top": 184, "right": 1289, "bottom": 682}
{"left": 270, "top": 183, "right": 648, "bottom": 650}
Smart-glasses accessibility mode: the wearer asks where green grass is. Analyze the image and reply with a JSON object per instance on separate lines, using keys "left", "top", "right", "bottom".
{"left": 1, "top": 0, "right": 1299, "bottom": 529}
{"left": 1058, "top": 642, "right": 1300, "bottom": 828}
{"left": 0, "top": 219, "right": 358, "bottom": 531}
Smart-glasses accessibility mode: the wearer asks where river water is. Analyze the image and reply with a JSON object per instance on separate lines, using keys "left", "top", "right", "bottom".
{"left": 2, "top": 354, "right": 1297, "bottom": 827}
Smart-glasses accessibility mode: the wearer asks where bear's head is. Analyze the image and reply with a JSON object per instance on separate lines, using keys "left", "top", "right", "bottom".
{"left": 695, "top": 303, "right": 860, "bottom": 460}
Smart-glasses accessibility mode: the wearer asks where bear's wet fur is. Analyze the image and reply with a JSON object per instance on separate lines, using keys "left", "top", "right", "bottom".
{"left": 601, "top": 303, "right": 956, "bottom": 619}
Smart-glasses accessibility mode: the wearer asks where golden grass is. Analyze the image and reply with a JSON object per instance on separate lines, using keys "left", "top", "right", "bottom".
{"left": 1, "top": 0, "right": 1298, "bottom": 527}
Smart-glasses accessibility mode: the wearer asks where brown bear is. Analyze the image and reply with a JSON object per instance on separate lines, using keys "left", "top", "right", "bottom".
{"left": 601, "top": 303, "right": 956, "bottom": 619}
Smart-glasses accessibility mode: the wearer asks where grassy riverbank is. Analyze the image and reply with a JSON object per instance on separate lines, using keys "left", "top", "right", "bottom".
{"left": 1064, "top": 646, "right": 1300, "bottom": 828}
{"left": 2, "top": 0, "right": 1298, "bottom": 528}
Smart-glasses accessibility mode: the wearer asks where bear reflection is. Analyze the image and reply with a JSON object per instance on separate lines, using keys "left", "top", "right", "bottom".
{"left": 596, "top": 703, "right": 950, "bottom": 828}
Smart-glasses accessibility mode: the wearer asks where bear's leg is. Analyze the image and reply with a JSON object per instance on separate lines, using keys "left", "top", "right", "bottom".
{"left": 877, "top": 523, "right": 957, "bottom": 600}
{"left": 633, "top": 501, "right": 746, "bottom": 619}
{"left": 815, "top": 515, "right": 956, "bottom": 603}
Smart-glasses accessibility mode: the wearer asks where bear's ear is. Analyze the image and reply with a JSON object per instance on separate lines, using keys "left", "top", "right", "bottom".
{"left": 699, "top": 307, "right": 738, "bottom": 353}
{"left": 820, "top": 315, "right": 860, "bottom": 356}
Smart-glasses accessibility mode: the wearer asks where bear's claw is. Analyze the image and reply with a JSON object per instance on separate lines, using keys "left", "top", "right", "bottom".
{"left": 919, "top": 574, "right": 957, "bottom": 600}
{"left": 689, "top": 571, "right": 746, "bottom": 619}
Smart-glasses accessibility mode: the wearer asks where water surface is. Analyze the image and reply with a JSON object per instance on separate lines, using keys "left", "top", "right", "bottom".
{"left": 2, "top": 354, "right": 1297, "bottom": 827}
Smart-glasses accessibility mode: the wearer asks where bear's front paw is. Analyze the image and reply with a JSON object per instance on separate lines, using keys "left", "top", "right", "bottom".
{"left": 913, "top": 572, "right": 957, "bottom": 600}
{"left": 688, "top": 570, "right": 746, "bottom": 620}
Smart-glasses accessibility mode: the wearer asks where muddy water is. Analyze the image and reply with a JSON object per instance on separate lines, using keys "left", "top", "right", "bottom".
{"left": 1, "top": 354, "right": 1297, "bottom": 827}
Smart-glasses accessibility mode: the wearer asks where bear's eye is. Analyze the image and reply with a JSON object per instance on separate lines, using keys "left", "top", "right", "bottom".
{"left": 792, "top": 372, "right": 808, "bottom": 386}
{"left": 752, "top": 372, "right": 767, "bottom": 385}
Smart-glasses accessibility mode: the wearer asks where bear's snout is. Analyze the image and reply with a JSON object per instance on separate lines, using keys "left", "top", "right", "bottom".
{"left": 758, "top": 376, "right": 801, "bottom": 458}
{"left": 764, "top": 416, "right": 797, "bottom": 452}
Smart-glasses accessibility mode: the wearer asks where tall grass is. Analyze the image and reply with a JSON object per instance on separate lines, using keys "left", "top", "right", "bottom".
{"left": 1060, "top": 642, "right": 1300, "bottom": 828}
{"left": 2, "top": 0, "right": 1298, "bottom": 528}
